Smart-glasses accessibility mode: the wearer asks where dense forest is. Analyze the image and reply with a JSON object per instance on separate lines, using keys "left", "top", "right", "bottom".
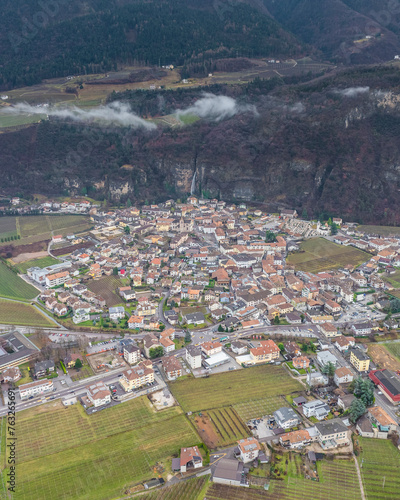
{"left": 1, "top": 65, "right": 400, "bottom": 223}
{"left": 263, "top": 0, "right": 400, "bottom": 63}
{"left": 0, "top": 0, "right": 304, "bottom": 90}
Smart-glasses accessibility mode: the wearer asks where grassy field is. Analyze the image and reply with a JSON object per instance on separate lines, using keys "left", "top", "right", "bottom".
{"left": 384, "top": 342, "right": 400, "bottom": 363}
{"left": 0, "top": 216, "right": 17, "bottom": 239}
{"left": 234, "top": 395, "right": 287, "bottom": 422}
{"left": 87, "top": 275, "right": 125, "bottom": 307}
{"left": 0, "top": 299, "right": 57, "bottom": 327}
{"left": 384, "top": 271, "right": 400, "bottom": 289}
{"left": 4, "top": 396, "right": 199, "bottom": 500}
{"left": 206, "top": 456, "right": 361, "bottom": 500}
{"left": 287, "top": 238, "right": 369, "bottom": 273}
{"left": 169, "top": 365, "right": 302, "bottom": 413}
{"left": 15, "top": 256, "right": 59, "bottom": 274}
{"left": 357, "top": 225, "right": 400, "bottom": 236}
{"left": 357, "top": 437, "right": 400, "bottom": 499}
{"left": 138, "top": 476, "right": 209, "bottom": 500}
{"left": 0, "top": 263, "right": 38, "bottom": 299}
{"left": 18, "top": 214, "right": 91, "bottom": 238}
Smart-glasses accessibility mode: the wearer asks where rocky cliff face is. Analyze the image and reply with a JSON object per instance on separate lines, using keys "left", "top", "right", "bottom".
{"left": 2, "top": 68, "right": 400, "bottom": 224}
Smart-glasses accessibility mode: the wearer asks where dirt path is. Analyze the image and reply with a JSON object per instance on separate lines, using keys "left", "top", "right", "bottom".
{"left": 12, "top": 250, "right": 49, "bottom": 264}
{"left": 353, "top": 452, "right": 366, "bottom": 500}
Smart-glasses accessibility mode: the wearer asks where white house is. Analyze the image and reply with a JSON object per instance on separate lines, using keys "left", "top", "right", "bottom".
{"left": 19, "top": 379, "right": 54, "bottom": 400}
{"left": 109, "top": 306, "right": 125, "bottom": 321}
{"left": 303, "top": 400, "right": 330, "bottom": 420}
{"left": 186, "top": 345, "right": 202, "bottom": 369}
{"left": 86, "top": 381, "right": 111, "bottom": 407}
{"left": 123, "top": 344, "right": 140, "bottom": 365}
{"left": 237, "top": 437, "right": 261, "bottom": 463}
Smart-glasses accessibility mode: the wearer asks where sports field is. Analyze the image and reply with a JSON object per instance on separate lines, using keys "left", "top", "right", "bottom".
{"left": 287, "top": 238, "right": 369, "bottom": 273}
{"left": 0, "top": 262, "right": 38, "bottom": 299}
{"left": 206, "top": 456, "right": 362, "bottom": 500}
{"left": 169, "top": 365, "right": 302, "bottom": 413}
{"left": 87, "top": 275, "right": 125, "bottom": 306}
{"left": 357, "top": 437, "right": 400, "bottom": 499}
{"left": 0, "top": 300, "right": 57, "bottom": 327}
{"left": 15, "top": 256, "right": 59, "bottom": 274}
{"left": 4, "top": 396, "right": 199, "bottom": 500}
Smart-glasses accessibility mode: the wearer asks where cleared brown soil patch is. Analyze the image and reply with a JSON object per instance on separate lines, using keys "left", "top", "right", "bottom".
{"left": 0, "top": 239, "right": 49, "bottom": 258}
{"left": 368, "top": 344, "right": 400, "bottom": 371}
{"left": 12, "top": 250, "right": 48, "bottom": 263}
{"left": 52, "top": 241, "right": 92, "bottom": 256}
{"left": 192, "top": 412, "right": 220, "bottom": 449}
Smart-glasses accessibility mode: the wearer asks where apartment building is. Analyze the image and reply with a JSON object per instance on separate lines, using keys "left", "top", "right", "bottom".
{"left": 120, "top": 362, "right": 154, "bottom": 392}
{"left": 19, "top": 379, "right": 54, "bottom": 400}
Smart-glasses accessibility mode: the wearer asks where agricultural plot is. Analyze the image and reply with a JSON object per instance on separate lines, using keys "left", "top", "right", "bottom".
{"left": 234, "top": 395, "right": 287, "bottom": 422}
{"left": 358, "top": 437, "right": 400, "bottom": 500}
{"left": 384, "top": 342, "right": 400, "bottom": 364}
{"left": 7, "top": 396, "right": 199, "bottom": 500}
{"left": 0, "top": 263, "right": 38, "bottom": 299}
{"left": 384, "top": 272, "right": 400, "bottom": 289}
{"left": 87, "top": 275, "right": 125, "bottom": 306}
{"left": 15, "top": 256, "right": 59, "bottom": 274}
{"left": 139, "top": 476, "right": 208, "bottom": 500}
{"left": 169, "top": 365, "right": 302, "bottom": 413}
{"left": 0, "top": 300, "right": 57, "bottom": 327}
{"left": 287, "top": 238, "right": 369, "bottom": 273}
{"left": 206, "top": 457, "right": 362, "bottom": 500}
{"left": 193, "top": 408, "right": 249, "bottom": 448}
{"left": 19, "top": 214, "right": 91, "bottom": 238}
{"left": 357, "top": 225, "right": 400, "bottom": 237}
{"left": 0, "top": 216, "right": 17, "bottom": 239}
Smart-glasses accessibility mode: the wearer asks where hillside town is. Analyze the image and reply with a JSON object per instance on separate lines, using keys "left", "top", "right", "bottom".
{"left": 1, "top": 196, "right": 400, "bottom": 496}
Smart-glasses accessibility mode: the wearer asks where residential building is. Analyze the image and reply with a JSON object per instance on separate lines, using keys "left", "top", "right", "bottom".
{"left": 201, "top": 341, "right": 222, "bottom": 357}
{"left": 231, "top": 341, "right": 248, "bottom": 355}
{"left": 350, "top": 349, "right": 370, "bottom": 372}
{"left": 293, "top": 356, "right": 310, "bottom": 370}
{"left": 120, "top": 361, "right": 154, "bottom": 391}
{"left": 45, "top": 271, "right": 70, "bottom": 288}
{"left": 237, "top": 437, "right": 261, "bottom": 463}
{"left": 185, "top": 312, "right": 206, "bottom": 325}
{"left": 160, "top": 337, "right": 175, "bottom": 353}
{"left": 186, "top": 345, "right": 202, "bottom": 369}
{"left": 179, "top": 446, "right": 203, "bottom": 472}
{"left": 86, "top": 381, "right": 111, "bottom": 407}
{"left": 1, "top": 367, "right": 21, "bottom": 383}
{"left": 317, "top": 350, "right": 339, "bottom": 368}
{"left": 143, "top": 334, "right": 161, "bottom": 358}
{"left": 303, "top": 400, "right": 330, "bottom": 420}
{"left": 19, "top": 379, "right": 54, "bottom": 400}
{"left": 334, "top": 367, "right": 354, "bottom": 385}
{"left": 162, "top": 355, "right": 182, "bottom": 380}
{"left": 34, "top": 360, "right": 55, "bottom": 378}
{"left": 123, "top": 344, "right": 140, "bottom": 365}
{"left": 367, "top": 406, "right": 398, "bottom": 434}
{"left": 280, "top": 429, "right": 312, "bottom": 449}
{"left": 109, "top": 306, "right": 125, "bottom": 321}
{"left": 249, "top": 340, "right": 279, "bottom": 364}
{"left": 315, "top": 419, "right": 350, "bottom": 449}
{"left": 273, "top": 407, "right": 301, "bottom": 429}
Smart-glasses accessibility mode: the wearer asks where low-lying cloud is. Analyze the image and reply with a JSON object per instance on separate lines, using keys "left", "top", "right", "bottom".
{"left": 2, "top": 101, "right": 156, "bottom": 129}
{"left": 175, "top": 93, "right": 257, "bottom": 122}
{"left": 336, "top": 86, "right": 370, "bottom": 97}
